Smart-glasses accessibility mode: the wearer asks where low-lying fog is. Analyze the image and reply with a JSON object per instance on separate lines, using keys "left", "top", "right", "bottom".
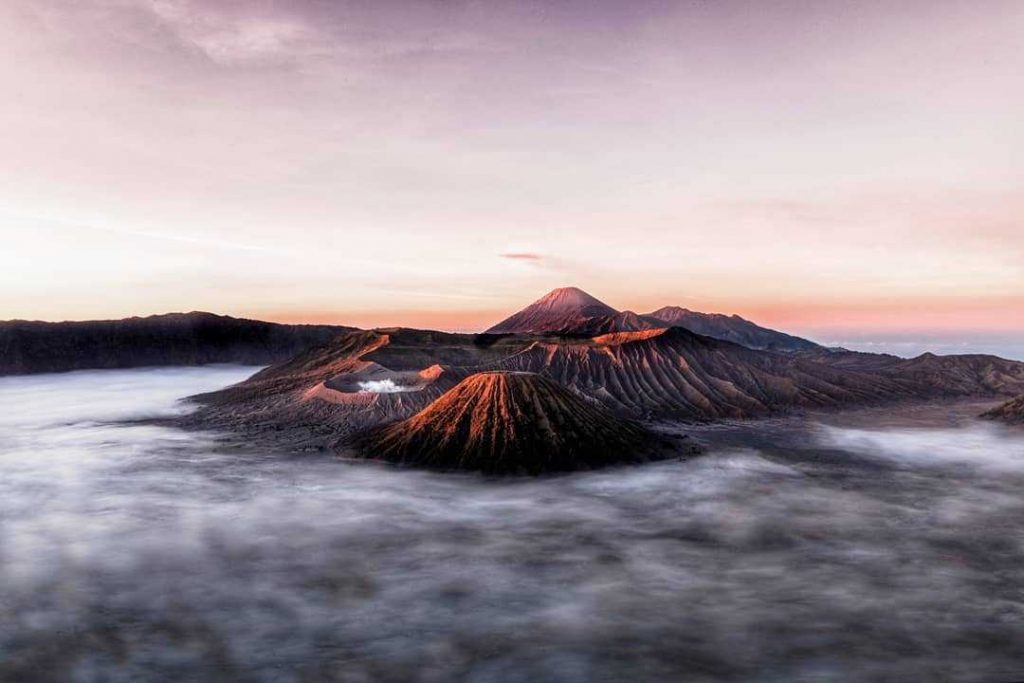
{"left": 2, "top": 367, "right": 1023, "bottom": 682}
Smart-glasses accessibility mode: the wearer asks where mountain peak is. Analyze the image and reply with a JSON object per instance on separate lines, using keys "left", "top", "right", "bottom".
{"left": 354, "top": 371, "right": 674, "bottom": 473}
{"left": 649, "top": 305, "right": 695, "bottom": 319}
{"left": 537, "top": 286, "right": 610, "bottom": 309}
{"left": 485, "top": 287, "right": 618, "bottom": 334}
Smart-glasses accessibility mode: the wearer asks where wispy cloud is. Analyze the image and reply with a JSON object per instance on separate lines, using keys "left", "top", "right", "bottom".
{"left": 500, "top": 252, "right": 543, "bottom": 262}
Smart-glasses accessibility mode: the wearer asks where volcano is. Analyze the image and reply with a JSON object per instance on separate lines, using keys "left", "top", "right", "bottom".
{"left": 486, "top": 287, "right": 819, "bottom": 351}
{"left": 353, "top": 371, "right": 681, "bottom": 474}
{"left": 186, "top": 288, "right": 1024, "bottom": 464}
{"left": 190, "top": 325, "right": 1024, "bottom": 453}
{"left": 485, "top": 287, "right": 620, "bottom": 334}
{"left": 644, "top": 306, "right": 819, "bottom": 352}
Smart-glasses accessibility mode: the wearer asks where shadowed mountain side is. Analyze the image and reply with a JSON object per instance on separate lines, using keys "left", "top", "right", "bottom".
{"left": 351, "top": 372, "right": 687, "bottom": 474}
{"left": 554, "top": 311, "right": 659, "bottom": 336}
{"left": 644, "top": 306, "right": 821, "bottom": 352}
{"left": 982, "top": 395, "right": 1024, "bottom": 423}
{"left": 486, "top": 328, "right": 961, "bottom": 418}
{"left": 0, "top": 312, "right": 353, "bottom": 376}
{"left": 797, "top": 349, "right": 1024, "bottom": 396}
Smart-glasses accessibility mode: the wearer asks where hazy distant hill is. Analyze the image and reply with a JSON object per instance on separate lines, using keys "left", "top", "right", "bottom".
{"left": 0, "top": 312, "right": 352, "bottom": 376}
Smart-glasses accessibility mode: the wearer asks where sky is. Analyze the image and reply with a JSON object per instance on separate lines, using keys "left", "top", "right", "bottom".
{"left": 0, "top": 1, "right": 1021, "bottom": 357}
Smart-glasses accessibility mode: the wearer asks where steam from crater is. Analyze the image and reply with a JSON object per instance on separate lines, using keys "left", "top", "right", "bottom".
{"left": 357, "top": 379, "right": 412, "bottom": 393}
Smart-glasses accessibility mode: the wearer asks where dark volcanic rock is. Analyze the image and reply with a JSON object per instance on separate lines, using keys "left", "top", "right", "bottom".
{"left": 982, "top": 395, "right": 1024, "bottom": 424}
{"left": 0, "top": 312, "right": 352, "bottom": 376}
{"left": 644, "top": 306, "right": 820, "bottom": 352}
{"left": 181, "top": 329, "right": 535, "bottom": 450}
{"left": 554, "top": 310, "right": 660, "bottom": 336}
{"left": 798, "top": 349, "right": 1024, "bottom": 397}
{"left": 186, "top": 326, "right": 1024, "bottom": 452}
{"left": 353, "top": 371, "right": 684, "bottom": 474}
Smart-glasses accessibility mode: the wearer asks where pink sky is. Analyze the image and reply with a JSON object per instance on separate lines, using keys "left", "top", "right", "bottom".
{"left": 0, "top": 1, "right": 1021, "bottom": 350}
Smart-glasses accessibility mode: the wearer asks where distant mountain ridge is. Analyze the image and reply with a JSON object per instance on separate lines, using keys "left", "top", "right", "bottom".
{"left": 643, "top": 306, "right": 820, "bottom": 352}
{"left": 0, "top": 312, "right": 353, "bottom": 376}
{"left": 486, "top": 287, "right": 820, "bottom": 352}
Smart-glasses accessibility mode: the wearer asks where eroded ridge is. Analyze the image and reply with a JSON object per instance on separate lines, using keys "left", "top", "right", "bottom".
{"left": 353, "top": 372, "right": 683, "bottom": 474}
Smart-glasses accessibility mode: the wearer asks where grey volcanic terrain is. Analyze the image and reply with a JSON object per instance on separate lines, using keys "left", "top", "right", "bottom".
{"left": 355, "top": 371, "right": 683, "bottom": 474}
{"left": 0, "top": 312, "right": 351, "bottom": 375}
{"left": 184, "top": 288, "right": 1024, "bottom": 468}
{"left": 645, "top": 306, "right": 820, "bottom": 352}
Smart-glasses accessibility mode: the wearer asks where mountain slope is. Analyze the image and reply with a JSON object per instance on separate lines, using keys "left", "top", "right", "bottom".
{"left": 354, "top": 372, "right": 679, "bottom": 473}
{"left": 185, "top": 325, "right": 1024, "bottom": 453}
{"left": 490, "top": 328, "right": 910, "bottom": 418}
{"left": 553, "top": 310, "right": 659, "bottom": 336}
{"left": 982, "top": 395, "right": 1024, "bottom": 423}
{"left": 645, "top": 306, "right": 820, "bottom": 352}
{"left": 0, "top": 312, "right": 352, "bottom": 376}
{"left": 485, "top": 287, "right": 618, "bottom": 334}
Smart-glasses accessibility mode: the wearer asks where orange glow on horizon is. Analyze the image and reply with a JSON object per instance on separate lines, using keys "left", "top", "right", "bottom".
{"left": 253, "top": 308, "right": 506, "bottom": 333}
{"left": 249, "top": 293, "right": 1024, "bottom": 337}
